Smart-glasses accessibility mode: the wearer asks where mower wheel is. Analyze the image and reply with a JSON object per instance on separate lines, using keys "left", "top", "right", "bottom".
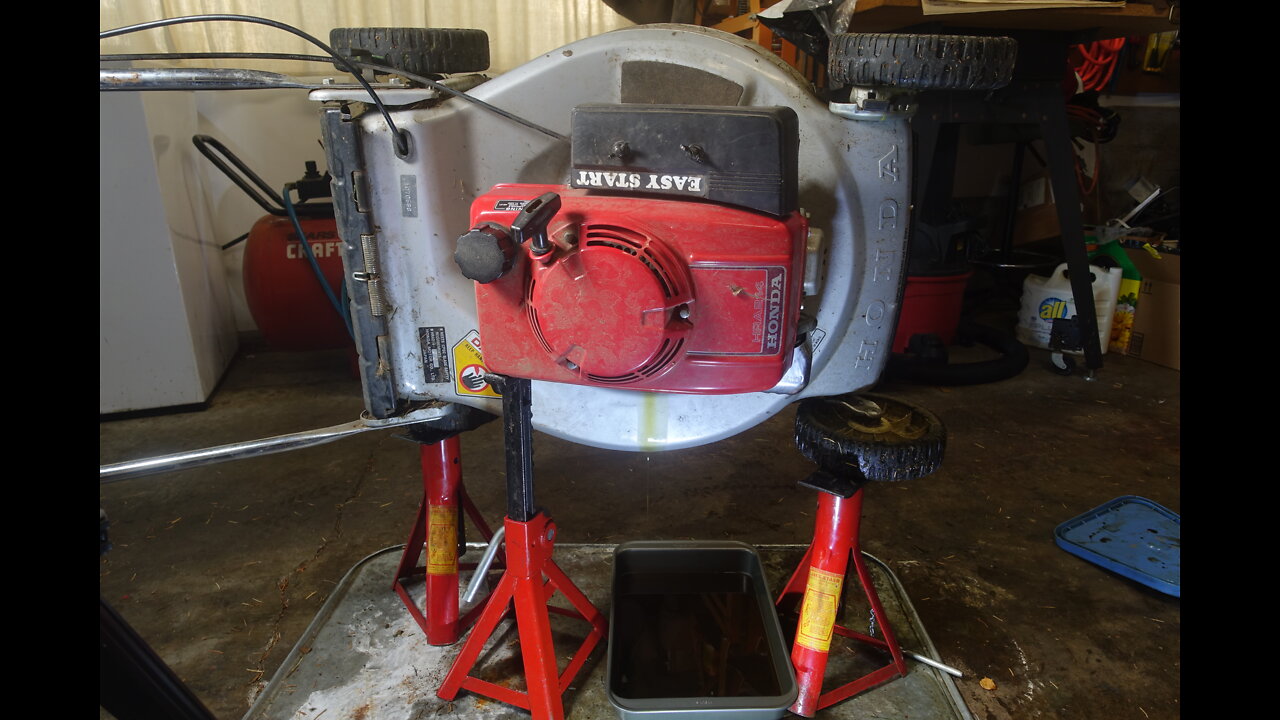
{"left": 1050, "top": 352, "right": 1077, "bottom": 376}
{"left": 828, "top": 33, "right": 1017, "bottom": 90}
{"left": 329, "top": 27, "right": 490, "bottom": 76}
{"left": 795, "top": 393, "right": 946, "bottom": 482}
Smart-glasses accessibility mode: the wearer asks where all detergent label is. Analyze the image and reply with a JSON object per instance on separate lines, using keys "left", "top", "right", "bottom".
{"left": 1039, "top": 297, "right": 1071, "bottom": 320}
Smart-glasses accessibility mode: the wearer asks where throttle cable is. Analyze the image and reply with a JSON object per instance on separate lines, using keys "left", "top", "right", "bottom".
{"left": 100, "top": 14, "right": 414, "bottom": 157}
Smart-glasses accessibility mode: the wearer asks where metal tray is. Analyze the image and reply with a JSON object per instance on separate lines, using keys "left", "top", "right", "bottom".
{"left": 1054, "top": 495, "right": 1180, "bottom": 597}
{"left": 607, "top": 541, "right": 797, "bottom": 719}
{"left": 244, "top": 543, "right": 973, "bottom": 719}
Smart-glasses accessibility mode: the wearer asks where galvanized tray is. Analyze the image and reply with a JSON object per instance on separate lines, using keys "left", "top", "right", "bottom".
{"left": 244, "top": 544, "right": 972, "bottom": 720}
{"left": 608, "top": 541, "right": 798, "bottom": 719}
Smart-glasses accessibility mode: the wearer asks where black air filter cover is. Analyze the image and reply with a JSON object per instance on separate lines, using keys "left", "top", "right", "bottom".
{"left": 569, "top": 104, "right": 799, "bottom": 217}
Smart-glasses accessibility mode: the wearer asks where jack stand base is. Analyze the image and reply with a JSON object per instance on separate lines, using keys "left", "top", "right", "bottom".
{"left": 437, "top": 513, "right": 607, "bottom": 720}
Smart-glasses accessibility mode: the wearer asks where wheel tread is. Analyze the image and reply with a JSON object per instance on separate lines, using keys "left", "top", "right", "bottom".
{"left": 795, "top": 394, "right": 946, "bottom": 482}
{"left": 329, "top": 27, "right": 490, "bottom": 75}
{"left": 829, "top": 33, "right": 1017, "bottom": 90}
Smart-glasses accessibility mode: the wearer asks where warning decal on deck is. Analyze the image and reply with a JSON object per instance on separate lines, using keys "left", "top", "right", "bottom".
{"left": 427, "top": 505, "right": 457, "bottom": 575}
{"left": 452, "top": 330, "right": 501, "bottom": 398}
{"left": 796, "top": 566, "right": 844, "bottom": 652}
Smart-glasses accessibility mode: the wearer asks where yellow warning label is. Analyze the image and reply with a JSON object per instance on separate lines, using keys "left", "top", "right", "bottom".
{"left": 452, "top": 329, "right": 501, "bottom": 398}
{"left": 427, "top": 504, "right": 457, "bottom": 575}
{"left": 796, "top": 566, "right": 844, "bottom": 652}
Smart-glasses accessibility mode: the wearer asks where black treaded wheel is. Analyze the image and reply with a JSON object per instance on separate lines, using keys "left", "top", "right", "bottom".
{"left": 795, "top": 393, "right": 946, "bottom": 482}
{"left": 1050, "top": 352, "right": 1077, "bottom": 376}
{"left": 329, "top": 27, "right": 490, "bottom": 76}
{"left": 828, "top": 33, "right": 1017, "bottom": 90}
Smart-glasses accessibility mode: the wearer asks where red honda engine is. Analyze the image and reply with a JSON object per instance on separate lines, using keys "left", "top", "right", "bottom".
{"left": 454, "top": 104, "right": 806, "bottom": 395}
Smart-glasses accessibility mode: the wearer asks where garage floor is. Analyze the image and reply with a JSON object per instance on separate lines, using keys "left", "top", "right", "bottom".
{"left": 99, "top": 310, "right": 1180, "bottom": 720}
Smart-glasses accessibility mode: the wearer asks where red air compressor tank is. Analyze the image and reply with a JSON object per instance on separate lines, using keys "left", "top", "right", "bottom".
{"left": 241, "top": 214, "right": 349, "bottom": 351}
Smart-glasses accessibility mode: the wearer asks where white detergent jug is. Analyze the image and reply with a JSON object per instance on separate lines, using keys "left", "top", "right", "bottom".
{"left": 1016, "top": 263, "right": 1123, "bottom": 353}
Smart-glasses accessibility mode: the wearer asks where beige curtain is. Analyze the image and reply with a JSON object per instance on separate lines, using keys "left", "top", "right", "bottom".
{"left": 101, "top": 0, "right": 638, "bottom": 75}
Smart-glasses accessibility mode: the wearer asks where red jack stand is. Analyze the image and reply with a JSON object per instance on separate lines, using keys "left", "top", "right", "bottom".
{"left": 437, "top": 512, "right": 606, "bottom": 717}
{"left": 778, "top": 393, "right": 946, "bottom": 717}
{"left": 436, "top": 376, "right": 606, "bottom": 719}
{"left": 777, "top": 486, "right": 907, "bottom": 716}
{"left": 393, "top": 433, "right": 503, "bottom": 646}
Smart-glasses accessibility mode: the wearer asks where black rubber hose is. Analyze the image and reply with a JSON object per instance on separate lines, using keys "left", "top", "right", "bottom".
{"left": 885, "top": 320, "right": 1029, "bottom": 386}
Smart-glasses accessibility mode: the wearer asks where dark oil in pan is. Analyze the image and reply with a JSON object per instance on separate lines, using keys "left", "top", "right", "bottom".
{"left": 610, "top": 570, "right": 782, "bottom": 699}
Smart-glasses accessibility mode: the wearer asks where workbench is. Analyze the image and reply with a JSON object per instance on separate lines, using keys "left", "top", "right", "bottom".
{"left": 847, "top": 0, "right": 1178, "bottom": 373}
{"left": 845, "top": 0, "right": 1177, "bottom": 36}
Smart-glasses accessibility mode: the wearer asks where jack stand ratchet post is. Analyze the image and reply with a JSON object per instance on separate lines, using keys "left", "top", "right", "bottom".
{"left": 436, "top": 374, "right": 606, "bottom": 720}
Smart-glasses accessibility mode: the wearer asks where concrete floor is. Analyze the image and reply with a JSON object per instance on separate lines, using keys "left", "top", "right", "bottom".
{"left": 100, "top": 315, "right": 1180, "bottom": 720}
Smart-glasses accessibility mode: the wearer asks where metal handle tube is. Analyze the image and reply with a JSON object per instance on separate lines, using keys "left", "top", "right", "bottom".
{"left": 100, "top": 67, "right": 312, "bottom": 91}
{"left": 462, "top": 527, "right": 506, "bottom": 604}
{"left": 904, "top": 650, "right": 963, "bottom": 678}
{"left": 191, "top": 134, "right": 286, "bottom": 213}
{"left": 100, "top": 406, "right": 453, "bottom": 483}
{"left": 99, "top": 420, "right": 367, "bottom": 482}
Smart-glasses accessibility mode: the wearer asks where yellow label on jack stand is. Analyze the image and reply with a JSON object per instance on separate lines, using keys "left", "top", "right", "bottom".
{"left": 427, "top": 504, "right": 457, "bottom": 575}
{"left": 796, "top": 566, "right": 844, "bottom": 652}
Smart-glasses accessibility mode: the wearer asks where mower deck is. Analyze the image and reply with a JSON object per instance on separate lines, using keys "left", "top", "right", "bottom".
{"left": 244, "top": 544, "right": 970, "bottom": 720}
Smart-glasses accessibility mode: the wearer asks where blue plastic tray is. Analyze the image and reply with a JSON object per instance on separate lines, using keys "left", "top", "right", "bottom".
{"left": 1054, "top": 496, "right": 1180, "bottom": 597}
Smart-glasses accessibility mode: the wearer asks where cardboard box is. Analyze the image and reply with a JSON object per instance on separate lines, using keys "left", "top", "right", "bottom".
{"left": 1123, "top": 248, "right": 1180, "bottom": 370}
{"left": 1012, "top": 172, "right": 1059, "bottom": 245}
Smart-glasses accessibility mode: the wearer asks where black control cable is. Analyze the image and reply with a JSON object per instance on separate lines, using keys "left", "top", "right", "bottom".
{"left": 100, "top": 14, "right": 414, "bottom": 157}
{"left": 351, "top": 59, "right": 568, "bottom": 143}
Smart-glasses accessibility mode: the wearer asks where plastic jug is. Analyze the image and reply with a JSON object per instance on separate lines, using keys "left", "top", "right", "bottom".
{"left": 1016, "top": 263, "right": 1123, "bottom": 353}
{"left": 1087, "top": 237, "right": 1143, "bottom": 354}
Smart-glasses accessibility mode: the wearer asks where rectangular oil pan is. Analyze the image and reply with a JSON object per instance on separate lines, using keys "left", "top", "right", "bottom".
{"left": 607, "top": 540, "right": 797, "bottom": 720}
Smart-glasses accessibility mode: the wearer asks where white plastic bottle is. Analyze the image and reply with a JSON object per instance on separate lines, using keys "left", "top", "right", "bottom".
{"left": 1016, "top": 263, "right": 1123, "bottom": 353}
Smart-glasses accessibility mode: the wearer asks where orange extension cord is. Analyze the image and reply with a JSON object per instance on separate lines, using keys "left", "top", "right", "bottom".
{"left": 1066, "top": 104, "right": 1105, "bottom": 197}
{"left": 1073, "top": 38, "right": 1126, "bottom": 92}
{"left": 1066, "top": 38, "right": 1125, "bottom": 201}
